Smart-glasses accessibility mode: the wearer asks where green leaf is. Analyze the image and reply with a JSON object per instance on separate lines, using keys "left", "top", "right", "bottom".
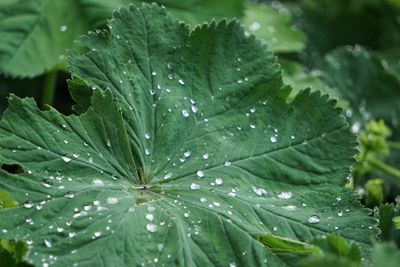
{"left": 279, "top": 59, "right": 343, "bottom": 104}
{"left": 394, "top": 216, "right": 400, "bottom": 230}
{"left": 0, "top": 0, "right": 125, "bottom": 77}
{"left": 241, "top": 3, "right": 305, "bottom": 53}
{"left": 300, "top": 235, "right": 361, "bottom": 267}
{"left": 0, "top": 4, "right": 376, "bottom": 266}
{"left": 321, "top": 46, "right": 400, "bottom": 134}
{"left": 135, "top": 0, "right": 244, "bottom": 26}
{"left": 376, "top": 200, "right": 400, "bottom": 245}
{"left": 372, "top": 243, "right": 400, "bottom": 267}
{"left": 300, "top": 0, "right": 400, "bottom": 58}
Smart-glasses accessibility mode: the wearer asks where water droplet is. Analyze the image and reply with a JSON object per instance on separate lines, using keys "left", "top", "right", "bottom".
{"left": 182, "top": 109, "right": 189, "bottom": 118}
{"left": 290, "top": 135, "right": 295, "bottom": 140}
{"left": 106, "top": 139, "right": 111, "bottom": 147}
{"left": 200, "top": 197, "right": 207, "bottom": 203}
{"left": 145, "top": 133, "right": 151, "bottom": 139}
{"left": 282, "top": 205, "right": 297, "bottom": 211}
{"left": 184, "top": 212, "right": 190, "bottom": 218}
{"left": 146, "top": 213, "right": 154, "bottom": 221}
{"left": 151, "top": 71, "right": 157, "bottom": 76}
{"left": 68, "top": 232, "right": 76, "bottom": 238}
{"left": 184, "top": 151, "right": 191, "bottom": 158}
{"left": 92, "top": 179, "right": 104, "bottom": 186}
{"left": 57, "top": 227, "right": 64, "bottom": 233}
{"left": 44, "top": 239, "right": 52, "bottom": 248}
{"left": 196, "top": 170, "right": 204, "bottom": 178}
{"left": 145, "top": 149, "right": 151, "bottom": 155}
{"left": 202, "top": 153, "right": 209, "bottom": 160}
{"left": 107, "top": 197, "right": 118, "bottom": 205}
{"left": 336, "top": 196, "right": 342, "bottom": 202}
{"left": 252, "top": 186, "right": 267, "bottom": 196}
{"left": 164, "top": 172, "right": 172, "bottom": 179}
{"left": 64, "top": 140, "right": 69, "bottom": 144}
{"left": 250, "top": 124, "right": 256, "bottom": 129}
{"left": 337, "top": 211, "right": 343, "bottom": 217}
{"left": 277, "top": 192, "right": 292, "bottom": 199}
{"left": 307, "top": 215, "right": 320, "bottom": 224}
{"left": 191, "top": 105, "right": 198, "bottom": 113}
{"left": 64, "top": 192, "right": 75, "bottom": 199}
{"left": 215, "top": 178, "right": 223, "bottom": 185}
{"left": 229, "top": 262, "right": 237, "bottom": 267}
{"left": 190, "top": 183, "right": 201, "bottom": 190}
{"left": 250, "top": 107, "right": 256, "bottom": 113}
{"left": 61, "top": 156, "right": 72, "bottom": 163}
{"left": 178, "top": 79, "right": 185, "bottom": 85}
{"left": 270, "top": 136, "right": 277, "bottom": 143}
{"left": 224, "top": 161, "right": 232, "bottom": 166}
{"left": 273, "top": 226, "right": 278, "bottom": 231}
{"left": 249, "top": 21, "right": 260, "bottom": 31}
{"left": 146, "top": 223, "right": 158, "bottom": 233}
{"left": 60, "top": 25, "right": 68, "bottom": 32}
{"left": 41, "top": 179, "right": 53, "bottom": 188}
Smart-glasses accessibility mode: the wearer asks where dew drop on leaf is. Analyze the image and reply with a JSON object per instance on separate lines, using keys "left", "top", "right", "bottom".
{"left": 202, "top": 153, "right": 209, "bottom": 160}
{"left": 252, "top": 186, "right": 267, "bottom": 196}
{"left": 307, "top": 215, "right": 321, "bottom": 224}
{"left": 164, "top": 172, "right": 172, "bottom": 179}
{"left": 196, "top": 170, "right": 205, "bottom": 178}
{"left": 92, "top": 179, "right": 104, "bottom": 186}
{"left": 270, "top": 136, "right": 277, "bottom": 143}
{"left": 146, "top": 214, "right": 154, "bottom": 221}
{"left": 61, "top": 156, "right": 72, "bottom": 163}
{"left": 146, "top": 223, "right": 158, "bottom": 233}
{"left": 64, "top": 192, "right": 75, "bottom": 199}
{"left": 145, "top": 133, "right": 151, "bottom": 139}
{"left": 190, "top": 183, "right": 201, "bottom": 190}
{"left": 277, "top": 192, "right": 293, "bottom": 199}
{"left": 184, "top": 151, "right": 191, "bottom": 158}
{"left": 215, "top": 178, "right": 223, "bottom": 185}
{"left": 182, "top": 109, "right": 190, "bottom": 118}
{"left": 107, "top": 197, "right": 118, "bottom": 205}
{"left": 44, "top": 239, "right": 52, "bottom": 248}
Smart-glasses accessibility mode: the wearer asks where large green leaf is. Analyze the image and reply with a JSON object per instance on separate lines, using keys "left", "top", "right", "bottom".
{"left": 0, "top": 0, "right": 124, "bottom": 77}
{"left": 0, "top": 4, "right": 376, "bottom": 266}
{"left": 241, "top": 3, "right": 305, "bottom": 53}
{"left": 135, "top": 0, "right": 244, "bottom": 26}
{"left": 0, "top": 0, "right": 244, "bottom": 77}
{"left": 321, "top": 46, "right": 400, "bottom": 135}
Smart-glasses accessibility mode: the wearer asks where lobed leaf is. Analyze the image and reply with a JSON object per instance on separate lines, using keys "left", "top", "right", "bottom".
{"left": 0, "top": 4, "right": 377, "bottom": 266}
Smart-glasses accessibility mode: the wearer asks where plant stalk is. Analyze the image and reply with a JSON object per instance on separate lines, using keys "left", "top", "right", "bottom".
{"left": 367, "top": 157, "right": 400, "bottom": 181}
{"left": 42, "top": 72, "right": 57, "bottom": 107}
{"left": 388, "top": 141, "right": 400, "bottom": 150}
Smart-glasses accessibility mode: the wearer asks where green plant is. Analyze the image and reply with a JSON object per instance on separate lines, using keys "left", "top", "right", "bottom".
{"left": 0, "top": 4, "right": 378, "bottom": 266}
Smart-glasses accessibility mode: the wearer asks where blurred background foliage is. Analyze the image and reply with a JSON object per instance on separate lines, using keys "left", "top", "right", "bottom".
{"left": 0, "top": 0, "right": 399, "bottom": 265}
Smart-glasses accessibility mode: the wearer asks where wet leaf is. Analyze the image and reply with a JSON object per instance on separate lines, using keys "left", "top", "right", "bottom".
{"left": 0, "top": 4, "right": 376, "bottom": 266}
{"left": 242, "top": 3, "right": 305, "bottom": 53}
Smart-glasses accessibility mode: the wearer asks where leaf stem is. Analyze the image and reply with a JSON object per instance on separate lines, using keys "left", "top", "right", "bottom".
{"left": 367, "top": 157, "right": 400, "bottom": 181}
{"left": 42, "top": 72, "right": 57, "bottom": 107}
{"left": 388, "top": 141, "right": 400, "bottom": 150}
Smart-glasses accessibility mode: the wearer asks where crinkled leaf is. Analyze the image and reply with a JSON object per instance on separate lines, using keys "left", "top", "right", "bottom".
{"left": 135, "top": 0, "right": 244, "bottom": 26}
{"left": 279, "top": 59, "right": 342, "bottom": 104}
{"left": 299, "top": 0, "right": 400, "bottom": 58}
{"left": 321, "top": 46, "right": 400, "bottom": 135}
{"left": 0, "top": 0, "right": 244, "bottom": 77}
{"left": 377, "top": 200, "right": 400, "bottom": 245}
{"left": 0, "top": 4, "right": 376, "bottom": 266}
{"left": 241, "top": 3, "right": 305, "bottom": 53}
{"left": 0, "top": 0, "right": 127, "bottom": 77}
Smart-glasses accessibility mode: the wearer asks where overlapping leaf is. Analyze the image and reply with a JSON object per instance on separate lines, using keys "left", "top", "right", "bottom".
{"left": 0, "top": 4, "right": 376, "bottom": 266}
{"left": 241, "top": 3, "right": 305, "bottom": 53}
{"left": 0, "top": 0, "right": 243, "bottom": 77}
